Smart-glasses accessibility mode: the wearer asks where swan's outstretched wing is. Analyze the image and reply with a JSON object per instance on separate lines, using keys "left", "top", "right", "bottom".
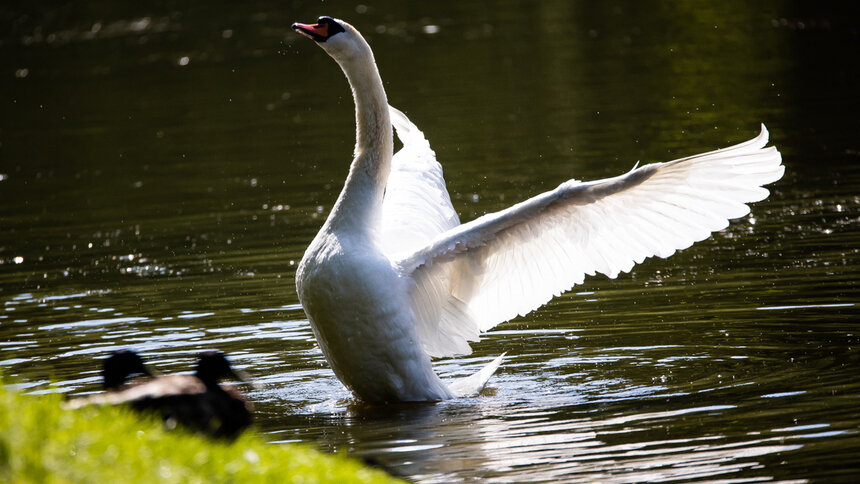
{"left": 379, "top": 106, "right": 459, "bottom": 256}
{"left": 400, "top": 125, "right": 784, "bottom": 357}
{"left": 381, "top": 107, "right": 476, "bottom": 357}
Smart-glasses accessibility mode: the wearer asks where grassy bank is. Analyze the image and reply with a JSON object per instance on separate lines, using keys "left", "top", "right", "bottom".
{"left": 0, "top": 384, "right": 402, "bottom": 483}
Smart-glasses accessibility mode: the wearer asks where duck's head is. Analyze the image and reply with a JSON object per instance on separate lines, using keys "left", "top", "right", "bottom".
{"left": 103, "top": 349, "right": 152, "bottom": 390}
{"left": 194, "top": 350, "right": 249, "bottom": 387}
{"left": 291, "top": 17, "right": 370, "bottom": 62}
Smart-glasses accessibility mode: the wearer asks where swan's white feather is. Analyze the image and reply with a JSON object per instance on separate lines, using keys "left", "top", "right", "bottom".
{"left": 448, "top": 353, "right": 507, "bottom": 397}
{"left": 381, "top": 106, "right": 481, "bottom": 357}
{"left": 395, "top": 124, "right": 783, "bottom": 356}
{"left": 380, "top": 106, "right": 460, "bottom": 255}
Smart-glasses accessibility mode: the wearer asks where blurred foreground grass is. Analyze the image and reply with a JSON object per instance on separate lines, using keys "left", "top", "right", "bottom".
{"left": 0, "top": 384, "right": 402, "bottom": 483}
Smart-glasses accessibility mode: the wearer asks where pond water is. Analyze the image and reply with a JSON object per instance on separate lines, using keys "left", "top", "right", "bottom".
{"left": 2, "top": 1, "right": 859, "bottom": 481}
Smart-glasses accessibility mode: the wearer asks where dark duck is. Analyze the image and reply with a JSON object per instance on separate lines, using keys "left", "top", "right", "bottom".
{"left": 65, "top": 350, "right": 253, "bottom": 439}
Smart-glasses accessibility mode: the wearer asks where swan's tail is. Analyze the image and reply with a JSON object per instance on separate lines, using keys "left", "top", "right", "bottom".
{"left": 448, "top": 353, "right": 506, "bottom": 397}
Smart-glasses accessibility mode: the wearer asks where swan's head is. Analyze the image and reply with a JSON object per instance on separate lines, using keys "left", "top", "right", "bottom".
{"left": 291, "top": 17, "right": 370, "bottom": 62}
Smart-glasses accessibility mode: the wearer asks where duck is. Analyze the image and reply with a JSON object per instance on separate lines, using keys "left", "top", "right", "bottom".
{"left": 65, "top": 350, "right": 253, "bottom": 439}
{"left": 63, "top": 349, "right": 154, "bottom": 407}
{"left": 101, "top": 348, "right": 154, "bottom": 390}
{"left": 291, "top": 17, "right": 784, "bottom": 403}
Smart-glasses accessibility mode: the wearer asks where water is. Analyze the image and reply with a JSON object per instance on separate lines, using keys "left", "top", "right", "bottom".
{"left": 2, "top": 1, "right": 859, "bottom": 481}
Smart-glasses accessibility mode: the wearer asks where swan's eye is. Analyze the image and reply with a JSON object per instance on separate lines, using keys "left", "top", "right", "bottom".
{"left": 293, "top": 17, "right": 346, "bottom": 43}
{"left": 318, "top": 17, "right": 346, "bottom": 37}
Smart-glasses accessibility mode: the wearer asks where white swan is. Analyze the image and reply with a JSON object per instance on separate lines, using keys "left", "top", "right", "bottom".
{"left": 291, "top": 17, "right": 784, "bottom": 402}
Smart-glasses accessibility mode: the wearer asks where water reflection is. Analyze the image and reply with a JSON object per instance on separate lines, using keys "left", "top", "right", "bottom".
{"left": 262, "top": 393, "right": 810, "bottom": 482}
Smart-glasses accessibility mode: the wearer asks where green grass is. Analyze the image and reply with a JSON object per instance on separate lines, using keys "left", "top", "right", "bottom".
{"left": 0, "top": 384, "right": 403, "bottom": 484}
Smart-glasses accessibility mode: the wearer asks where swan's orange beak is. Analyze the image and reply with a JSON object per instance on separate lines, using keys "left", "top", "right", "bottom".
{"left": 292, "top": 22, "right": 329, "bottom": 40}
{"left": 292, "top": 17, "right": 345, "bottom": 43}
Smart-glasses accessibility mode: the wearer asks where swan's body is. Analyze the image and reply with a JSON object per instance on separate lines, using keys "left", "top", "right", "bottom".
{"left": 292, "top": 17, "right": 784, "bottom": 402}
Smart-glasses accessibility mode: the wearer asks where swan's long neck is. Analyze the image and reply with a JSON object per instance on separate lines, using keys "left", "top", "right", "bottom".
{"left": 325, "top": 44, "right": 392, "bottom": 235}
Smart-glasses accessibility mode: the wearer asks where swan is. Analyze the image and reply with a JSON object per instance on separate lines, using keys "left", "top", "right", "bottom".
{"left": 291, "top": 17, "right": 784, "bottom": 402}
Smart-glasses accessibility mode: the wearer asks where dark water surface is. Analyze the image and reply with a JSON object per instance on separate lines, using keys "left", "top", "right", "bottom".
{"left": 2, "top": 1, "right": 859, "bottom": 482}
